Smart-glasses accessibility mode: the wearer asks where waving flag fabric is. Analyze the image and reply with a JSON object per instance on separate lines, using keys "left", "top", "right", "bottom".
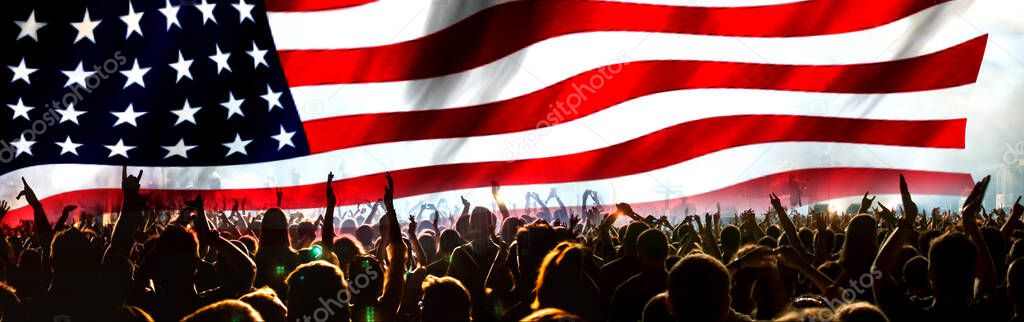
{"left": 3, "top": 0, "right": 1018, "bottom": 223}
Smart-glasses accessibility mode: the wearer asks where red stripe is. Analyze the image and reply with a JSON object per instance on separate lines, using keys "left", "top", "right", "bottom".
{"left": 2, "top": 168, "right": 973, "bottom": 225}
{"left": 621, "top": 168, "right": 975, "bottom": 213}
{"left": 2, "top": 115, "right": 964, "bottom": 224}
{"left": 278, "top": 0, "right": 952, "bottom": 85}
{"left": 265, "top": 0, "right": 375, "bottom": 12}
{"left": 302, "top": 36, "right": 986, "bottom": 154}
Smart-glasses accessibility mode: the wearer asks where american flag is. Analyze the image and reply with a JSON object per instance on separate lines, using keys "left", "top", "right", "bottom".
{"left": 0, "top": 0, "right": 993, "bottom": 223}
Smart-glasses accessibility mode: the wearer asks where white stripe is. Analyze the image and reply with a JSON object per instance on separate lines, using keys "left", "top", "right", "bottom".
{"left": 290, "top": 2, "right": 979, "bottom": 120}
{"left": 0, "top": 142, "right": 968, "bottom": 211}
{"left": 268, "top": 0, "right": 809, "bottom": 50}
{"left": 0, "top": 88, "right": 968, "bottom": 205}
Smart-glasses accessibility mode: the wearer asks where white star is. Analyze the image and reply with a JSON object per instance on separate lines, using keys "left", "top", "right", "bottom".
{"left": 271, "top": 126, "right": 296, "bottom": 150}
{"left": 169, "top": 50, "right": 194, "bottom": 83}
{"left": 209, "top": 45, "right": 232, "bottom": 74}
{"left": 6, "top": 98, "right": 34, "bottom": 121}
{"left": 62, "top": 62, "right": 96, "bottom": 88}
{"left": 57, "top": 103, "right": 87, "bottom": 125}
{"left": 247, "top": 41, "right": 268, "bottom": 69}
{"left": 120, "top": 2, "right": 145, "bottom": 39}
{"left": 159, "top": 0, "right": 181, "bottom": 30}
{"left": 261, "top": 85, "right": 283, "bottom": 111}
{"left": 220, "top": 91, "right": 245, "bottom": 119}
{"left": 163, "top": 138, "right": 196, "bottom": 159}
{"left": 71, "top": 10, "right": 102, "bottom": 44}
{"left": 15, "top": 11, "right": 47, "bottom": 41}
{"left": 171, "top": 99, "right": 200, "bottom": 126}
{"left": 223, "top": 133, "right": 252, "bottom": 157}
{"left": 11, "top": 134, "right": 35, "bottom": 157}
{"left": 104, "top": 139, "right": 135, "bottom": 158}
{"left": 111, "top": 104, "right": 147, "bottom": 127}
{"left": 8, "top": 58, "right": 37, "bottom": 84}
{"left": 55, "top": 136, "right": 83, "bottom": 156}
{"left": 196, "top": 0, "right": 218, "bottom": 25}
{"left": 120, "top": 59, "right": 151, "bottom": 88}
{"left": 232, "top": 0, "right": 256, "bottom": 23}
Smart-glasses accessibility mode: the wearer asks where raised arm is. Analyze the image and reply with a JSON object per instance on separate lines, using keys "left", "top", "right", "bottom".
{"left": 407, "top": 215, "right": 428, "bottom": 267}
{"left": 460, "top": 196, "right": 471, "bottom": 219}
{"left": 105, "top": 167, "right": 147, "bottom": 264}
{"left": 873, "top": 175, "right": 920, "bottom": 305}
{"left": 492, "top": 181, "right": 511, "bottom": 221}
{"left": 380, "top": 173, "right": 407, "bottom": 315}
{"left": 776, "top": 245, "right": 836, "bottom": 295}
{"left": 18, "top": 178, "right": 52, "bottom": 246}
{"left": 191, "top": 194, "right": 257, "bottom": 293}
{"left": 960, "top": 176, "right": 997, "bottom": 296}
{"left": 770, "top": 193, "right": 811, "bottom": 260}
{"left": 53, "top": 205, "right": 77, "bottom": 233}
{"left": 1002, "top": 196, "right": 1023, "bottom": 240}
{"left": 548, "top": 188, "right": 567, "bottom": 217}
{"left": 322, "top": 173, "right": 336, "bottom": 250}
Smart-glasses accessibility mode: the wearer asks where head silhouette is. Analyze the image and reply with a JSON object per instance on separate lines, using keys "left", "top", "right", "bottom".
{"left": 239, "top": 287, "right": 287, "bottom": 322}
{"left": 181, "top": 300, "right": 262, "bottom": 322}
{"left": 834, "top": 302, "right": 890, "bottom": 322}
{"left": 332, "top": 236, "right": 364, "bottom": 271}
{"left": 841, "top": 215, "right": 878, "bottom": 276}
{"left": 259, "top": 208, "right": 291, "bottom": 250}
{"left": 50, "top": 227, "right": 99, "bottom": 274}
{"left": 143, "top": 225, "right": 198, "bottom": 286}
{"left": 533, "top": 242, "right": 599, "bottom": 319}
{"left": 468, "top": 207, "right": 494, "bottom": 242}
{"left": 346, "top": 255, "right": 383, "bottom": 305}
{"left": 667, "top": 253, "right": 731, "bottom": 322}
{"left": 928, "top": 232, "right": 976, "bottom": 303}
{"left": 636, "top": 229, "right": 669, "bottom": 272}
{"left": 285, "top": 261, "right": 349, "bottom": 322}
{"left": 621, "top": 222, "right": 650, "bottom": 256}
{"left": 420, "top": 275, "right": 472, "bottom": 322}
{"left": 515, "top": 223, "right": 557, "bottom": 291}
{"left": 521, "top": 307, "right": 584, "bottom": 321}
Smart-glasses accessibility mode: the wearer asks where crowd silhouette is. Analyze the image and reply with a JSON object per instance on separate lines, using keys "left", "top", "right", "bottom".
{"left": 0, "top": 167, "right": 1019, "bottom": 322}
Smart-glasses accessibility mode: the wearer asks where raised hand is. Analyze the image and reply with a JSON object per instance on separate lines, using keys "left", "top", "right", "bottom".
{"left": 961, "top": 176, "right": 991, "bottom": 228}
{"left": 17, "top": 177, "right": 40, "bottom": 205}
{"left": 615, "top": 202, "right": 642, "bottom": 221}
{"left": 569, "top": 214, "right": 581, "bottom": 231}
{"left": 875, "top": 203, "right": 898, "bottom": 228}
{"left": 769, "top": 193, "right": 786, "bottom": 216}
{"left": 859, "top": 191, "right": 876, "bottom": 214}
{"left": 326, "top": 172, "right": 336, "bottom": 208}
{"left": 431, "top": 210, "right": 440, "bottom": 232}
{"left": 491, "top": 180, "right": 501, "bottom": 197}
{"left": 899, "top": 174, "right": 918, "bottom": 223}
{"left": 275, "top": 188, "right": 284, "bottom": 208}
{"left": 812, "top": 212, "right": 827, "bottom": 232}
{"left": 184, "top": 193, "right": 204, "bottom": 211}
{"left": 121, "top": 166, "right": 143, "bottom": 195}
{"left": 1013, "top": 196, "right": 1023, "bottom": 221}
{"left": 54, "top": 205, "right": 78, "bottom": 231}
{"left": 0, "top": 200, "right": 8, "bottom": 222}
{"left": 407, "top": 215, "right": 418, "bottom": 236}
{"left": 384, "top": 172, "right": 396, "bottom": 215}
